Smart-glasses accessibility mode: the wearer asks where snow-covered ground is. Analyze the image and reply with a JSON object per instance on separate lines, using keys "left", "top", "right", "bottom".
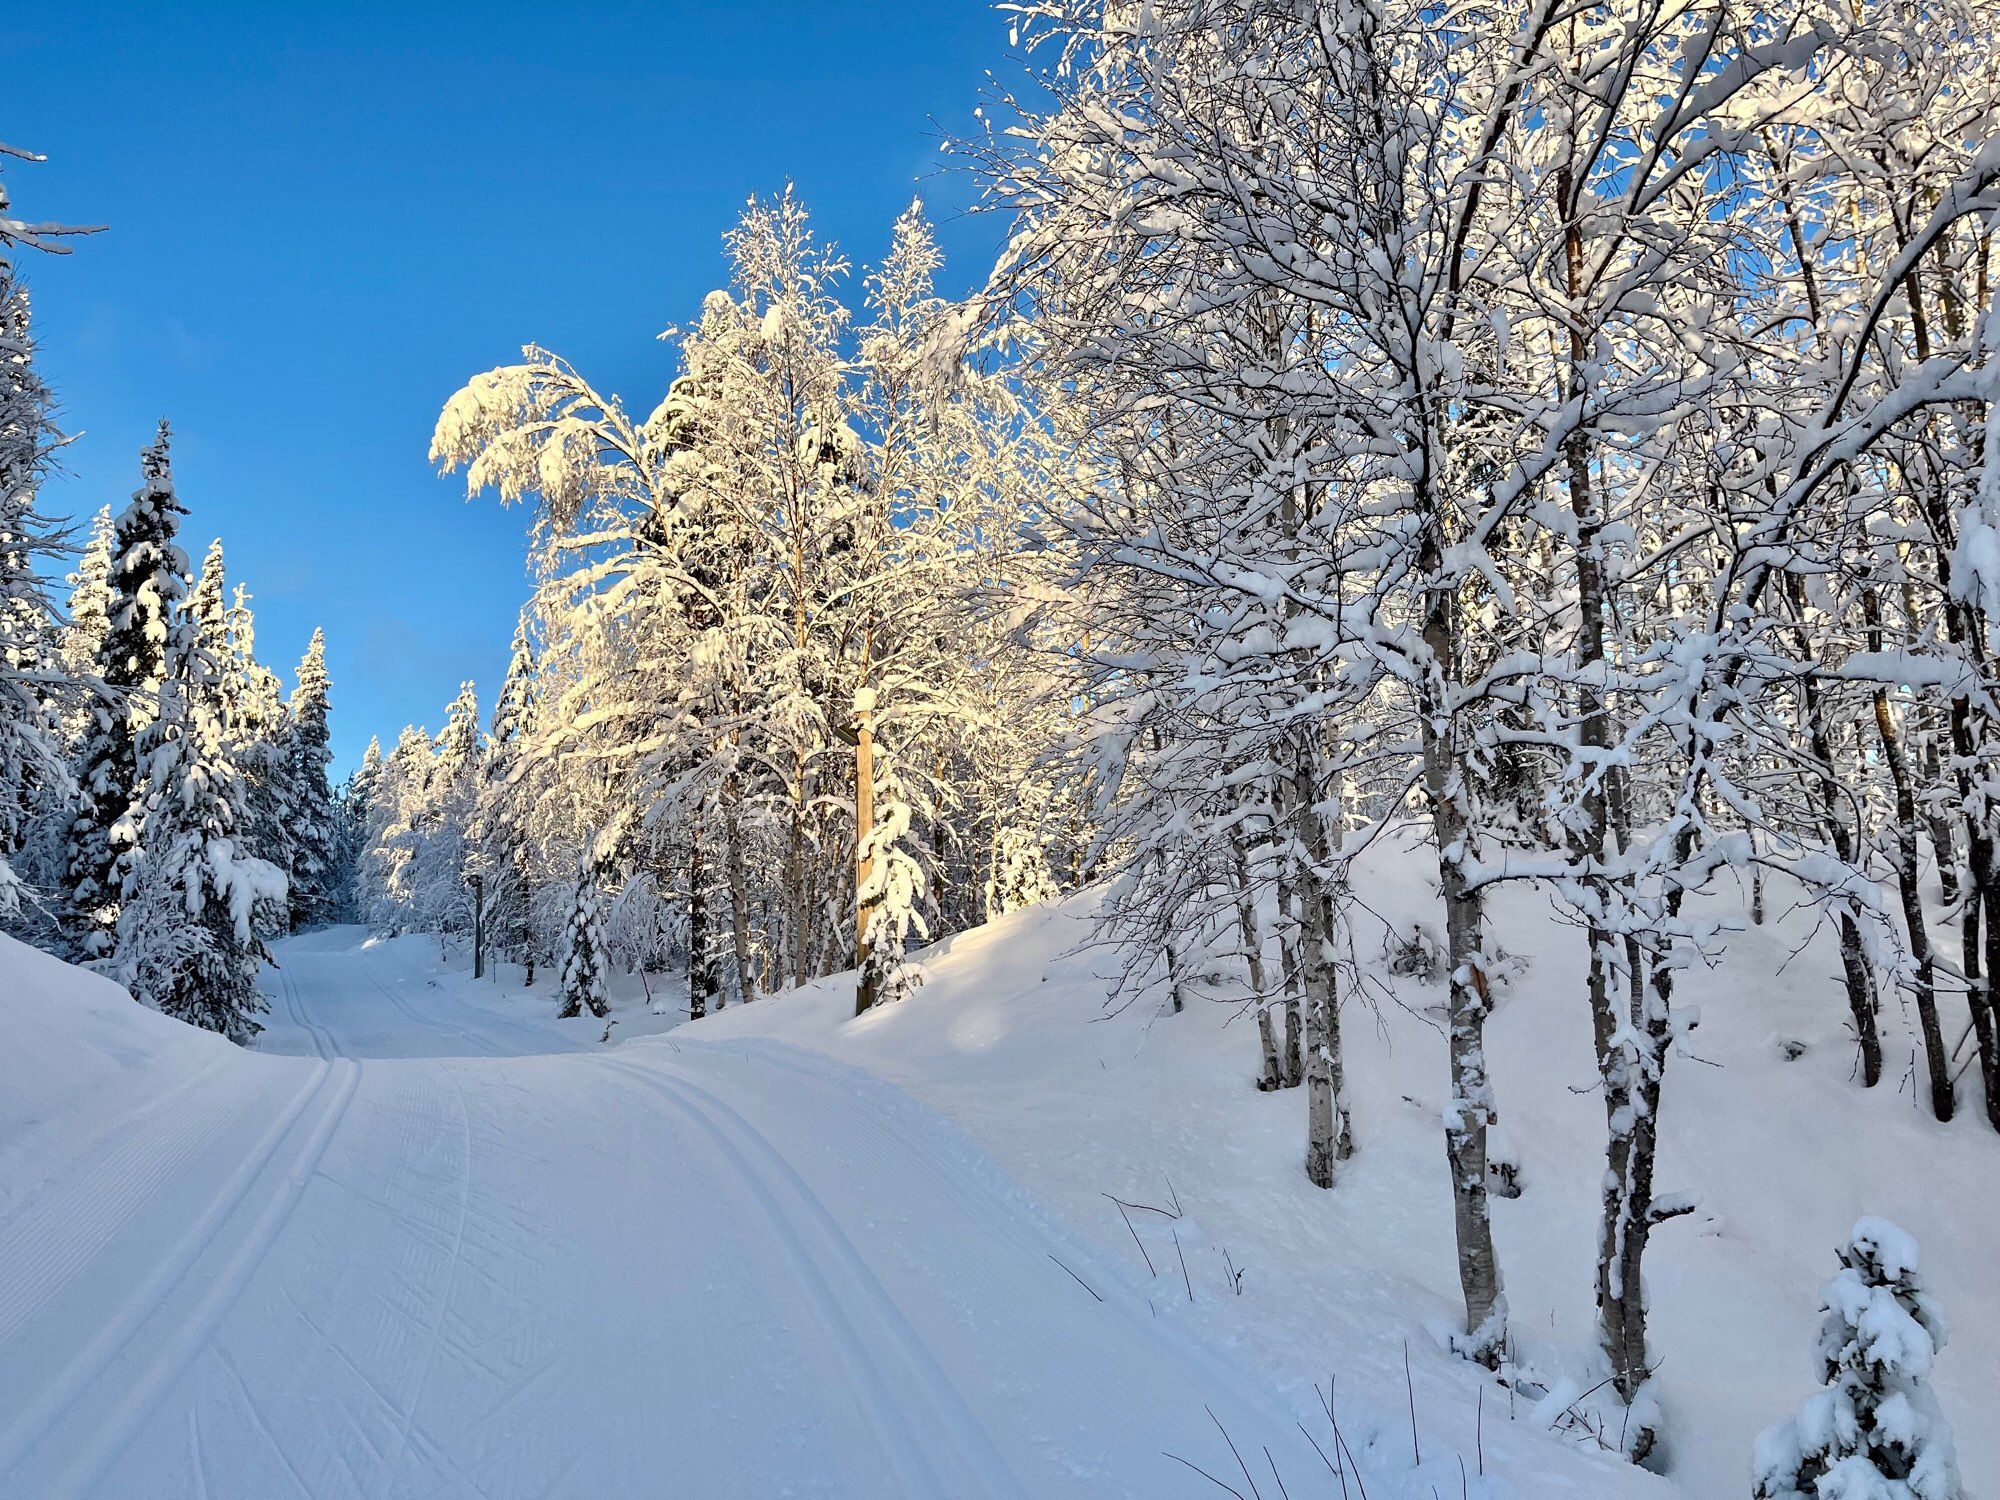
{"left": 683, "top": 843, "right": 1999, "bottom": 1500}
{"left": 2, "top": 928, "right": 1343, "bottom": 1498}
{"left": 2, "top": 838, "right": 1993, "bottom": 1497}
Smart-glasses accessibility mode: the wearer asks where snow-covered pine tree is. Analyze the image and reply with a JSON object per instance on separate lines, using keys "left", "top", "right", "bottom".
{"left": 58, "top": 506, "right": 114, "bottom": 719}
{"left": 221, "top": 580, "right": 294, "bottom": 893}
{"left": 65, "top": 421, "right": 188, "bottom": 957}
{"left": 557, "top": 842, "right": 608, "bottom": 1019}
{"left": 113, "top": 540, "right": 285, "bottom": 1039}
{"left": 473, "top": 615, "right": 536, "bottom": 973}
{"left": 1753, "top": 1218, "right": 1962, "bottom": 1500}
{"left": 181, "top": 542, "right": 290, "bottom": 952}
{"left": 0, "top": 264, "right": 69, "bottom": 915}
{"left": 284, "top": 627, "right": 337, "bottom": 929}
{"left": 361, "top": 724, "right": 433, "bottom": 933}
{"left": 414, "top": 681, "right": 482, "bottom": 937}
{"left": 189, "top": 538, "right": 229, "bottom": 670}
{"left": 333, "top": 734, "right": 382, "bottom": 921}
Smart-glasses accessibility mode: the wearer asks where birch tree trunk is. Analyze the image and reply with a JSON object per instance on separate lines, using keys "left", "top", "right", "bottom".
{"left": 1274, "top": 853, "right": 1304, "bottom": 1087}
{"left": 786, "top": 754, "right": 810, "bottom": 990}
{"left": 1865, "top": 591, "right": 1953, "bottom": 1121}
{"left": 1783, "top": 577, "right": 1883, "bottom": 1084}
{"left": 1256, "top": 1007, "right": 1284, "bottom": 1092}
{"left": 1231, "top": 833, "right": 1283, "bottom": 1090}
{"left": 1418, "top": 524, "right": 1505, "bottom": 1362}
{"left": 854, "top": 686, "right": 880, "bottom": 1016}
{"left": 1287, "top": 741, "right": 1350, "bottom": 1186}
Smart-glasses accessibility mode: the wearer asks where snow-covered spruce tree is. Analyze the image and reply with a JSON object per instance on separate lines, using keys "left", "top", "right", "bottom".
{"left": 361, "top": 724, "right": 434, "bottom": 933}
{"left": 57, "top": 505, "right": 114, "bottom": 740}
{"left": 113, "top": 548, "right": 285, "bottom": 1039}
{"left": 1753, "top": 1219, "right": 1961, "bottom": 1500}
{"left": 557, "top": 842, "right": 608, "bottom": 1019}
{"left": 335, "top": 734, "right": 383, "bottom": 921}
{"left": 470, "top": 614, "right": 536, "bottom": 973}
{"left": 0, "top": 265, "right": 69, "bottom": 916}
{"left": 188, "top": 537, "right": 229, "bottom": 670}
{"left": 412, "top": 680, "right": 482, "bottom": 940}
{"left": 183, "top": 543, "right": 292, "bottom": 946}
{"left": 283, "top": 627, "right": 337, "bottom": 929}
{"left": 221, "top": 580, "right": 294, "bottom": 890}
{"left": 66, "top": 421, "right": 187, "bottom": 957}
{"left": 986, "top": 819, "right": 1058, "bottom": 919}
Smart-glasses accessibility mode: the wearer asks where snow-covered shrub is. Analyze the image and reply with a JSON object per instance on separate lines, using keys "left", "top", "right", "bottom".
{"left": 985, "top": 823, "right": 1058, "bottom": 918}
{"left": 1385, "top": 924, "right": 1442, "bottom": 982}
{"left": 858, "top": 793, "right": 928, "bottom": 1005}
{"left": 1752, "top": 1218, "right": 1961, "bottom": 1500}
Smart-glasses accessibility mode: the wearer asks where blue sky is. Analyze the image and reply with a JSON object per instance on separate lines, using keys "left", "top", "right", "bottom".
{"left": 13, "top": 2, "right": 1020, "bottom": 773}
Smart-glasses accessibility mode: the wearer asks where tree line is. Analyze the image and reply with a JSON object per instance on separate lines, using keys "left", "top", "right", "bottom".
{"left": 1, "top": 145, "right": 345, "bottom": 1039}
{"left": 352, "top": 193, "right": 1084, "bottom": 1024}
{"left": 967, "top": 0, "right": 1998, "bottom": 1472}
{"left": 355, "top": 0, "right": 2000, "bottom": 1472}
{"left": 8, "top": 0, "right": 1998, "bottom": 1478}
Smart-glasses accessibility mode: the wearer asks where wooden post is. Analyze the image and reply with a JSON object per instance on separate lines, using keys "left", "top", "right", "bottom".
{"left": 854, "top": 686, "right": 878, "bottom": 1016}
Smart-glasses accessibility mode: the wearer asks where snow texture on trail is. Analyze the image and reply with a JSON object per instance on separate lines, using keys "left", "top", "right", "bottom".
{"left": 0, "top": 928, "right": 1341, "bottom": 1498}
{"left": 690, "top": 853, "right": 2000, "bottom": 1500}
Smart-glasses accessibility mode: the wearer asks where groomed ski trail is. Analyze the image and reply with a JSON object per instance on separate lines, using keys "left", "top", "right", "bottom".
{"left": 1, "top": 928, "right": 1327, "bottom": 1498}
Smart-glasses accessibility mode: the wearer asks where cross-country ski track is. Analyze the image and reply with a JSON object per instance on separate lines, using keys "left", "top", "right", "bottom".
{"left": 0, "top": 928, "right": 1323, "bottom": 1498}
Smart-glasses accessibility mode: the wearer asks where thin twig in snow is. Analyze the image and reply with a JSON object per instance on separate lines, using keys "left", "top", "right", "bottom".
{"left": 1264, "top": 1447, "right": 1290, "bottom": 1500}
{"left": 1163, "top": 1452, "right": 1246, "bottom": 1498}
{"left": 1108, "top": 1194, "right": 1156, "bottom": 1276}
{"left": 1298, "top": 1422, "right": 1347, "bottom": 1500}
{"left": 1046, "top": 1254, "right": 1102, "bottom": 1302}
{"left": 1326, "top": 1376, "right": 1372, "bottom": 1500}
{"left": 1405, "top": 1340, "right": 1420, "bottom": 1466}
{"left": 1208, "top": 1407, "right": 1262, "bottom": 1499}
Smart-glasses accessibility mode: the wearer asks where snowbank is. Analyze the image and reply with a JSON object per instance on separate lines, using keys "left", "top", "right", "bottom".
{"left": 0, "top": 933, "right": 242, "bottom": 1224}
{"left": 673, "top": 838, "right": 2000, "bottom": 1498}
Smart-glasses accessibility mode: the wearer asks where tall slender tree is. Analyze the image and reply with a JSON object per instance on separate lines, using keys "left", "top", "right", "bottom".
{"left": 65, "top": 421, "right": 187, "bottom": 957}
{"left": 285, "top": 628, "right": 337, "bottom": 928}
{"left": 474, "top": 615, "right": 536, "bottom": 971}
{"left": 0, "top": 266, "right": 67, "bottom": 914}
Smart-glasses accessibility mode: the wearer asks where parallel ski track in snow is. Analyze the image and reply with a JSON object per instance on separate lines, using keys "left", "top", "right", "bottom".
{"left": 355, "top": 961, "right": 493, "bottom": 1054}
{"left": 598, "top": 1054, "right": 1032, "bottom": 1500}
{"left": 367, "top": 1057, "right": 474, "bottom": 1500}
{"left": 675, "top": 1037, "right": 1337, "bottom": 1479}
{"left": 0, "top": 1053, "right": 244, "bottom": 1344}
{"left": 348, "top": 944, "right": 584, "bottom": 1058}
{"left": 0, "top": 967, "right": 362, "bottom": 1492}
{"left": 274, "top": 956, "right": 340, "bottom": 1061}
